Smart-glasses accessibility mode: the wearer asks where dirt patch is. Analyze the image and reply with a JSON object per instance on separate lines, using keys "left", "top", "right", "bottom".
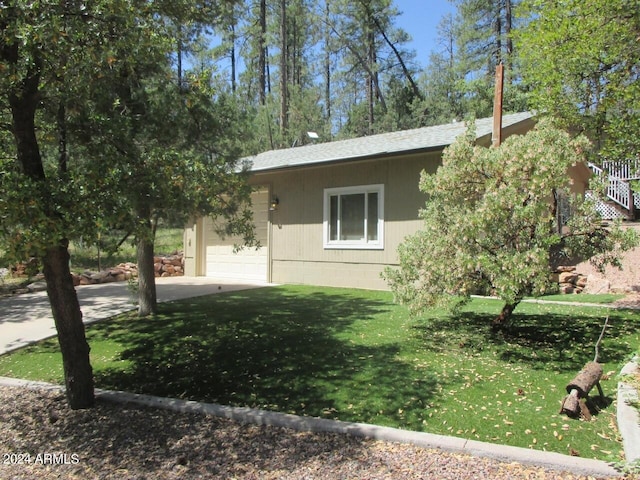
{"left": 575, "top": 225, "right": 640, "bottom": 295}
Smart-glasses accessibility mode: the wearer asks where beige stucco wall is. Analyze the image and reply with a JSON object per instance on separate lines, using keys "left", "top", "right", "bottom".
{"left": 249, "top": 151, "right": 440, "bottom": 290}
{"left": 185, "top": 116, "right": 590, "bottom": 290}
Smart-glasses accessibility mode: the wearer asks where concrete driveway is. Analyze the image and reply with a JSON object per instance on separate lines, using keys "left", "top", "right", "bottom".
{"left": 0, "top": 276, "right": 271, "bottom": 354}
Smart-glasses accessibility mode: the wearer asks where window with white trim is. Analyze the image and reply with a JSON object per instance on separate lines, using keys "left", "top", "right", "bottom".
{"left": 323, "top": 184, "right": 384, "bottom": 249}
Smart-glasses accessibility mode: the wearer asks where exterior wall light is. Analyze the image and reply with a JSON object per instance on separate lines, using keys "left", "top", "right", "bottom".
{"left": 270, "top": 196, "right": 279, "bottom": 211}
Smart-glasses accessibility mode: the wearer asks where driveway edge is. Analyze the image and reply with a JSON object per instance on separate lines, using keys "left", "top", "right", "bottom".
{"left": 0, "top": 376, "right": 621, "bottom": 478}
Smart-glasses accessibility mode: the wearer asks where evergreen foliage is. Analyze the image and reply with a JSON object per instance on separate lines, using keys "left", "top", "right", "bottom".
{"left": 384, "top": 119, "right": 637, "bottom": 327}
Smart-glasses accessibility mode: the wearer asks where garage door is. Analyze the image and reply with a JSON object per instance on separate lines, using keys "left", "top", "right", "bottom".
{"left": 204, "top": 189, "right": 269, "bottom": 281}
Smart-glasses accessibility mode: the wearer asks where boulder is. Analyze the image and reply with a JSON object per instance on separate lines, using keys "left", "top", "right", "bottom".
{"left": 559, "top": 272, "right": 579, "bottom": 284}
{"left": 27, "top": 281, "right": 47, "bottom": 293}
{"left": 559, "top": 283, "right": 576, "bottom": 294}
{"left": 162, "top": 265, "right": 176, "bottom": 275}
{"left": 556, "top": 266, "right": 577, "bottom": 273}
{"left": 576, "top": 275, "right": 588, "bottom": 288}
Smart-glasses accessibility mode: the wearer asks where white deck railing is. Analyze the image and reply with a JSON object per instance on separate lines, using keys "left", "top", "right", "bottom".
{"left": 600, "top": 159, "right": 640, "bottom": 180}
{"left": 588, "top": 161, "right": 639, "bottom": 214}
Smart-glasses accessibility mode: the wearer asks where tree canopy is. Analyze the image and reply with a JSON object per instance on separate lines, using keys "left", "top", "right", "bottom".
{"left": 0, "top": 0, "right": 255, "bottom": 407}
{"left": 515, "top": 0, "right": 640, "bottom": 161}
{"left": 384, "top": 119, "right": 637, "bottom": 327}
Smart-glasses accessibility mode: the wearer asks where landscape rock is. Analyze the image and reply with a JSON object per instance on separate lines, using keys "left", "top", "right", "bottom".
{"left": 67, "top": 252, "right": 184, "bottom": 287}
{"left": 556, "top": 265, "right": 576, "bottom": 273}
{"left": 26, "top": 281, "right": 47, "bottom": 293}
{"left": 558, "top": 271, "right": 579, "bottom": 284}
{"left": 552, "top": 268, "right": 590, "bottom": 295}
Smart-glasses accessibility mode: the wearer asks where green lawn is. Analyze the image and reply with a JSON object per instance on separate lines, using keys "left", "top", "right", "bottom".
{"left": 1, "top": 285, "right": 638, "bottom": 462}
{"left": 535, "top": 293, "right": 624, "bottom": 304}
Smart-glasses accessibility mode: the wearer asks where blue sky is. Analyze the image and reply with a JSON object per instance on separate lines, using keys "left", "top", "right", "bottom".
{"left": 393, "top": 0, "right": 456, "bottom": 68}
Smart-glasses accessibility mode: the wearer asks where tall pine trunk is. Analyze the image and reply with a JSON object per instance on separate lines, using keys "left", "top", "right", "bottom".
{"left": 279, "top": 0, "right": 288, "bottom": 136}
{"left": 258, "top": 0, "right": 267, "bottom": 105}
{"left": 43, "top": 243, "right": 95, "bottom": 409}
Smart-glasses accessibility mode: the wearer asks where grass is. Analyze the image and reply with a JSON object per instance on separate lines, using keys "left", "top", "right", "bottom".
{"left": 536, "top": 293, "right": 624, "bottom": 304}
{"left": 1, "top": 285, "right": 639, "bottom": 462}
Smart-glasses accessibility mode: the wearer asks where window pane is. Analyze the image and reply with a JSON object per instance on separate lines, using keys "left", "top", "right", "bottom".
{"left": 330, "top": 195, "right": 338, "bottom": 241}
{"left": 340, "top": 193, "right": 365, "bottom": 240}
{"left": 367, "top": 192, "right": 378, "bottom": 241}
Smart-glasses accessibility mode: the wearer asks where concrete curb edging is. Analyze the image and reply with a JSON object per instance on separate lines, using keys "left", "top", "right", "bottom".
{"left": 0, "top": 376, "right": 621, "bottom": 478}
{"left": 618, "top": 358, "right": 640, "bottom": 465}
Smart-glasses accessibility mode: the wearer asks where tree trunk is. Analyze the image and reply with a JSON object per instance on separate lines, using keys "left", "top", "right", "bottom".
{"left": 137, "top": 225, "right": 157, "bottom": 317}
{"left": 43, "top": 243, "right": 94, "bottom": 409}
{"left": 258, "top": 0, "right": 267, "bottom": 105}
{"left": 493, "top": 300, "right": 520, "bottom": 329}
{"left": 367, "top": 29, "right": 375, "bottom": 132}
{"left": 279, "top": 0, "right": 288, "bottom": 136}
{"left": 323, "top": 0, "right": 331, "bottom": 122}
{"left": 230, "top": 23, "right": 236, "bottom": 93}
{"left": 373, "top": 16, "right": 423, "bottom": 101}
{"left": 5, "top": 43, "right": 94, "bottom": 409}
{"left": 566, "top": 362, "right": 603, "bottom": 398}
{"left": 505, "top": 0, "right": 513, "bottom": 75}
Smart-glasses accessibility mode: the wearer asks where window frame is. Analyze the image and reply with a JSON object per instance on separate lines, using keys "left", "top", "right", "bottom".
{"left": 323, "top": 184, "right": 384, "bottom": 250}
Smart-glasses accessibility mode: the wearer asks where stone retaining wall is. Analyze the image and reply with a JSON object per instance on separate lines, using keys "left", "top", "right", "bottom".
{"left": 551, "top": 266, "right": 589, "bottom": 294}
{"left": 72, "top": 252, "right": 184, "bottom": 286}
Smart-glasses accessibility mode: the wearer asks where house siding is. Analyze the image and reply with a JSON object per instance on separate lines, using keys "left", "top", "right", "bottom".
{"left": 250, "top": 151, "right": 440, "bottom": 289}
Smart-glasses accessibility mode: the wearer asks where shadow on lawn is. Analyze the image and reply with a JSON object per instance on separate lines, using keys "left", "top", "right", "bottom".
{"left": 92, "top": 287, "right": 439, "bottom": 429}
{"left": 414, "top": 305, "right": 640, "bottom": 372}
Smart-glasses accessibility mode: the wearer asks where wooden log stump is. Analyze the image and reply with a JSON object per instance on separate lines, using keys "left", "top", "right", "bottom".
{"left": 566, "top": 361, "right": 603, "bottom": 397}
{"left": 560, "top": 362, "right": 603, "bottom": 418}
{"left": 560, "top": 389, "right": 580, "bottom": 417}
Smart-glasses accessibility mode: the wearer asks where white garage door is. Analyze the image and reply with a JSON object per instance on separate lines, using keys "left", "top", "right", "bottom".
{"left": 204, "top": 189, "right": 269, "bottom": 281}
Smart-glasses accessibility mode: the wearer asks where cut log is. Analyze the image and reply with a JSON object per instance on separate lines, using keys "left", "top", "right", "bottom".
{"left": 566, "top": 361, "right": 603, "bottom": 397}
{"left": 560, "top": 389, "right": 580, "bottom": 417}
{"left": 560, "top": 390, "right": 596, "bottom": 419}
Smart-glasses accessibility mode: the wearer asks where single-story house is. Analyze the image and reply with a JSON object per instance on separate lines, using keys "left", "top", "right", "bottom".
{"left": 183, "top": 112, "right": 590, "bottom": 290}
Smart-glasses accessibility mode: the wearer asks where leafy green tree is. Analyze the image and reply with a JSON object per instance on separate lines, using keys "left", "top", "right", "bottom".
{"left": 324, "top": 0, "right": 419, "bottom": 137}
{"left": 72, "top": 30, "right": 254, "bottom": 316}
{"left": 0, "top": 0, "right": 139, "bottom": 409}
{"left": 515, "top": 0, "right": 640, "bottom": 162}
{"left": 0, "top": 1, "right": 256, "bottom": 412}
{"left": 384, "top": 119, "right": 637, "bottom": 328}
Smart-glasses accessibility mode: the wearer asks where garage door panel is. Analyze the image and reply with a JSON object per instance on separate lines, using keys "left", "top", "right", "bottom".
{"left": 204, "top": 189, "right": 268, "bottom": 281}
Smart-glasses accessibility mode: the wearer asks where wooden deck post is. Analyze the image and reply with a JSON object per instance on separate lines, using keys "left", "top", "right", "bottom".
{"left": 492, "top": 63, "right": 504, "bottom": 148}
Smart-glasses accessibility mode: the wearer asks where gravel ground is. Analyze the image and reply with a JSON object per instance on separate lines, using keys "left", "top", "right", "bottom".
{"left": 0, "top": 386, "right": 624, "bottom": 480}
